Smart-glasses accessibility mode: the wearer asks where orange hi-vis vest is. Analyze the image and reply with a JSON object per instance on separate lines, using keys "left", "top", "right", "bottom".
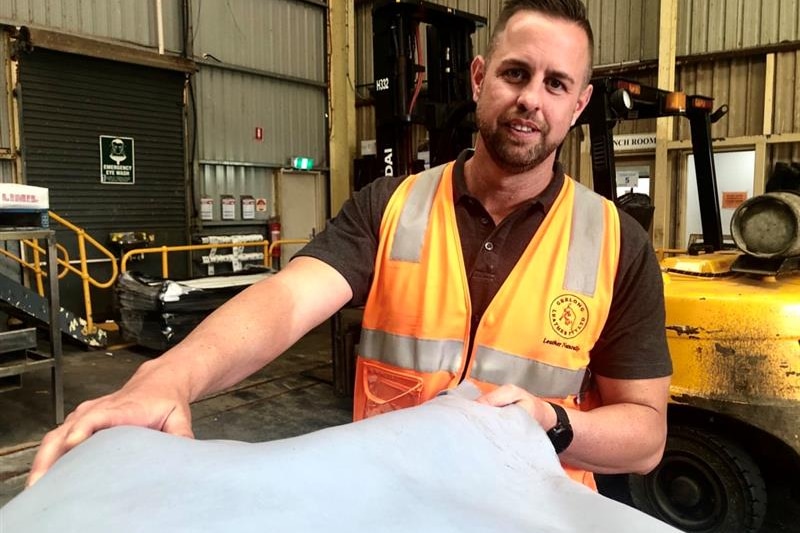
{"left": 353, "top": 161, "right": 621, "bottom": 488}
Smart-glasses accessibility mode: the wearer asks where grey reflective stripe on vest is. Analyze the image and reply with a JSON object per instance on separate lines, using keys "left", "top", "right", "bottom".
{"left": 471, "top": 345, "right": 587, "bottom": 398}
{"left": 360, "top": 328, "right": 464, "bottom": 374}
{"left": 390, "top": 164, "right": 448, "bottom": 262}
{"left": 565, "top": 183, "right": 605, "bottom": 296}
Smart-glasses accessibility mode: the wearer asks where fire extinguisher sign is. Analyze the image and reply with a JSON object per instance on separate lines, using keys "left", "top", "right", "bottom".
{"left": 99, "top": 135, "right": 135, "bottom": 184}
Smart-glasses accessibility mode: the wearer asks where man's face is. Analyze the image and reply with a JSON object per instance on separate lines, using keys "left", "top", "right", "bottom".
{"left": 111, "top": 139, "right": 125, "bottom": 156}
{"left": 471, "top": 11, "right": 593, "bottom": 174}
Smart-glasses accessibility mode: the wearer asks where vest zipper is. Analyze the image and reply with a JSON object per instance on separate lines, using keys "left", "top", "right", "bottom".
{"left": 458, "top": 313, "right": 481, "bottom": 383}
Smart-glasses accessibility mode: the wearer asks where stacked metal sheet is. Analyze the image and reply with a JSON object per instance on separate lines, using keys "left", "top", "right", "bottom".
{"left": 116, "top": 270, "right": 273, "bottom": 351}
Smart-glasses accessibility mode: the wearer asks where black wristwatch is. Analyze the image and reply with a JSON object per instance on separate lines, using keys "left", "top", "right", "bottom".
{"left": 546, "top": 402, "right": 574, "bottom": 454}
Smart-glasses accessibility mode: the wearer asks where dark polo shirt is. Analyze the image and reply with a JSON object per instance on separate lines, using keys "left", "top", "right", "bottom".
{"left": 297, "top": 150, "right": 671, "bottom": 380}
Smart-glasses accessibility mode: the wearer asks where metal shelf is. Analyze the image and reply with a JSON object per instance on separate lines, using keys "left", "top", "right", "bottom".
{"left": 0, "top": 227, "right": 64, "bottom": 424}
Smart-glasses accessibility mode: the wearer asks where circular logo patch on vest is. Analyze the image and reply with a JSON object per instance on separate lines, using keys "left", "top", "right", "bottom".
{"left": 549, "top": 294, "right": 589, "bottom": 339}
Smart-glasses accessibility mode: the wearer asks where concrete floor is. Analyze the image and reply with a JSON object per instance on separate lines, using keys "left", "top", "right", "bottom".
{"left": 1, "top": 324, "right": 799, "bottom": 532}
{"left": 0, "top": 324, "right": 352, "bottom": 507}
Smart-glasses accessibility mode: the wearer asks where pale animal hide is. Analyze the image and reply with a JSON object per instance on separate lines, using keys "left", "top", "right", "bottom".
{"left": 0, "top": 384, "right": 678, "bottom": 533}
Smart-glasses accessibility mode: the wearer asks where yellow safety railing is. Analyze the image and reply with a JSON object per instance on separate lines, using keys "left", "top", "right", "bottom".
{"left": 268, "top": 239, "right": 311, "bottom": 269}
{"left": 120, "top": 239, "right": 310, "bottom": 278}
{"left": 2, "top": 215, "right": 311, "bottom": 336}
{"left": 0, "top": 211, "right": 119, "bottom": 336}
{"left": 0, "top": 240, "right": 70, "bottom": 293}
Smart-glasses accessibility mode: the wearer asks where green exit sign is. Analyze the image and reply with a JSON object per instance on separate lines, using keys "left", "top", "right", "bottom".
{"left": 292, "top": 156, "right": 314, "bottom": 170}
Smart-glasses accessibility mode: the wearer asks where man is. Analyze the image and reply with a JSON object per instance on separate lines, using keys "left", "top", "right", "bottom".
{"left": 29, "top": 0, "right": 671, "bottom": 490}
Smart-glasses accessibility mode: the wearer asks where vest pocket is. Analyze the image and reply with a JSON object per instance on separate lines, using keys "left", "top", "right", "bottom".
{"left": 361, "top": 360, "right": 424, "bottom": 418}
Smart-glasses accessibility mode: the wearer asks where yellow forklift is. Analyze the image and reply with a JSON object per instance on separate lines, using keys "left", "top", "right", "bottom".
{"left": 578, "top": 78, "right": 800, "bottom": 533}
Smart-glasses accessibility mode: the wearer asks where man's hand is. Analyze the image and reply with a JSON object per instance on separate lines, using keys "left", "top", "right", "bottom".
{"left": 479, "top": 376, "right": 670, "bottom": 474}
{"left": 26, "top": 360, "right": 193, "bottom": 488}
{"left": 477, "top": 384, "right": 557, "bottom": 431}
{"left": 26, "top": 257, "right": 354, "bottom": 488}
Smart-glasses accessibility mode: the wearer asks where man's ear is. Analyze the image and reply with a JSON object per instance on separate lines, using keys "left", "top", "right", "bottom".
{"left": 571, "top": 83, "right": 593, "bottom": 126}
{"left": 470, "top": 56, "right": 485, "bottom": 102}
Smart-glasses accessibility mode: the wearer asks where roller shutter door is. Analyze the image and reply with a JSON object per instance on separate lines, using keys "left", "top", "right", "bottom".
{"left": 17, "top": 48, "right": 187, "bottom": 318}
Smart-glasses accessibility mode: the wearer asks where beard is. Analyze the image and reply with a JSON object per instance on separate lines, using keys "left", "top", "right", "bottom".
{"left": 476, "top": 105, "right": 559, "bottom": 175}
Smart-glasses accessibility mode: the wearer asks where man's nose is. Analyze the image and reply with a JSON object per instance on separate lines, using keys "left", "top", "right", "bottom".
{"left": 516, "top": 82, "right": 543, "bottom": 112}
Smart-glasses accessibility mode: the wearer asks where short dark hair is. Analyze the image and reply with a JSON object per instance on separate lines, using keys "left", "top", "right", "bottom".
{"left": 486, "top": 0, "right": 594, "bottom": 83}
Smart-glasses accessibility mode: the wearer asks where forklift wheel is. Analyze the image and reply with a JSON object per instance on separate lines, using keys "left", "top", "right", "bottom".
{"left": 628, "top": 426, "right": 767, "bottom": 533}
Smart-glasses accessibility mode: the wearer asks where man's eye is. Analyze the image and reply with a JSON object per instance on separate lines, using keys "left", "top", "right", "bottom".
{"left": 547, "top": 78, "right": 565, "bottom": 90}
{"left": 503, "top": 69, "right": 526, "bottom": 82}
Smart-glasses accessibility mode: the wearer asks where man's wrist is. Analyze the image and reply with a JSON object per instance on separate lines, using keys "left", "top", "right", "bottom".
{"left": 137, "top": 356, "right": 196, "bottom": 403}
{"left": 545, "top": 401, "right": 574, "bottom": 454}
{"left": 543, "top": 401, "right": 558, "bottom": 430}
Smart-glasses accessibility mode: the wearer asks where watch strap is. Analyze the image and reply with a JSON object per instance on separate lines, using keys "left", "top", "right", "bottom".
{"left": 545, "top": 401, "right": 574, "bottom": 454}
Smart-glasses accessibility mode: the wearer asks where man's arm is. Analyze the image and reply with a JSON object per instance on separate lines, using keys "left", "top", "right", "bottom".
{"left": 558, "top": 374, "right": 669, "bottom": 473}
{"left": 27, "top": 256, "right": 353, "bottom": 486}
{"left": 164, "top": 257, "right": 353, "bottom": 400}
{"left": 477, "top": 374, "right": 670, "bottom": 474}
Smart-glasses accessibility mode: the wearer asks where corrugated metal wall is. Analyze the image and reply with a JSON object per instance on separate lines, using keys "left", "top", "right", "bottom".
{"left": 192, "top": 0, "right": 324, "bottom": 80}
{"left": 587, "top": 0, "right": 660, "bottom": 65}
{"left": 195, "top": 69, "right": 325, "bottom": 165}
{"left": 676, "top": 0, "right": 800, "bottom": 180}
{"left": 0, "top": 0, "right": 184, "bottom": 52}
{"left": 676, "top": 58, "right": 766, "bottom": 139}
{"left": 199, "top": 163, "right": 274, "bottom": 222}
{"left": 769, "top": 49, "right": 800, "bottom": 175}
{"left": 193, "top": 0, "right": 328, "bottom": 230}
{"left": 774, "top": 50, "right": 800, "bottom": 135}
{"left": 678, "top": 0, "right": 800, "bottom": 55}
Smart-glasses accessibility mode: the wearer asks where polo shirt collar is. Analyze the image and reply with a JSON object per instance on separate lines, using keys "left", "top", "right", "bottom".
{"left": 451, "top": 149, "right": 566, "bottom": 214}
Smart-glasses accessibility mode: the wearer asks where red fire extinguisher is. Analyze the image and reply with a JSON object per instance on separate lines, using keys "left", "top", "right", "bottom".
{"left": 269, "top": 221, "right": 281, "bottom": 266}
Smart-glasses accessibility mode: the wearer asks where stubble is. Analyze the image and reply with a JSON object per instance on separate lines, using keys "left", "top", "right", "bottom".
{"left": 476, "top": 103, "right": 559, "bottom": 175}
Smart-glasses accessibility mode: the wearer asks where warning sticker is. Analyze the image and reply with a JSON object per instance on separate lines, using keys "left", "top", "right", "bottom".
{"left": 722, "top": 191, "right": 747, "bottom": 209}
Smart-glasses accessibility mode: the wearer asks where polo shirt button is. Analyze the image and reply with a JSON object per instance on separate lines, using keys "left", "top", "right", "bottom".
{"left": 484, "top": 241, "right": 494, "bottom": 251}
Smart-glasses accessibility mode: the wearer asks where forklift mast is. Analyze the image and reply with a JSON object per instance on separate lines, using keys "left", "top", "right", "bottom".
{"left": 371, "top": 0, "right": 485, "bottom": 178}
{"left": 574, "top": 77, "right": 728, "bottom": 252}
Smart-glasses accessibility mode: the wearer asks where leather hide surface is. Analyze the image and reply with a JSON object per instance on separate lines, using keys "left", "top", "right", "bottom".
{"left": 1, "top": 384, "right": 678, "bottom": 533}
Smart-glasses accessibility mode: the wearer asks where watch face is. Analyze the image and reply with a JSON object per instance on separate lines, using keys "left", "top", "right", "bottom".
{"left": 548, "top": 425, "right": 574, "bottom": 454}
{"left": 546, "top": 403, "right": 574, "bottom": 454}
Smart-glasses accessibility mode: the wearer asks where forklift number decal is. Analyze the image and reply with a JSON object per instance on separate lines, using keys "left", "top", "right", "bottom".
{"left": 549, "top": 294, "right": 589, "bottom": 339}
{"left": 376, "top": 78, "right": 390, "bottom": 91}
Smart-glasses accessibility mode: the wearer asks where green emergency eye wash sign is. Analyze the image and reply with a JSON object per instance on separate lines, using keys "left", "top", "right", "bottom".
{"left": 100, "top": 135, "right": 135, "bottom": 184}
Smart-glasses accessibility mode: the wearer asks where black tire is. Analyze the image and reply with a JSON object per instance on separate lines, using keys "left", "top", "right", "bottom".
{"left": 629, "top": 426, "right": 767, "bottom": 533}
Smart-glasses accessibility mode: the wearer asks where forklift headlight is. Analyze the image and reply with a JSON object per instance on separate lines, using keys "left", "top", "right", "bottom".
{"left": 610, "top": 89, "right": 633, "bottom": 114}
